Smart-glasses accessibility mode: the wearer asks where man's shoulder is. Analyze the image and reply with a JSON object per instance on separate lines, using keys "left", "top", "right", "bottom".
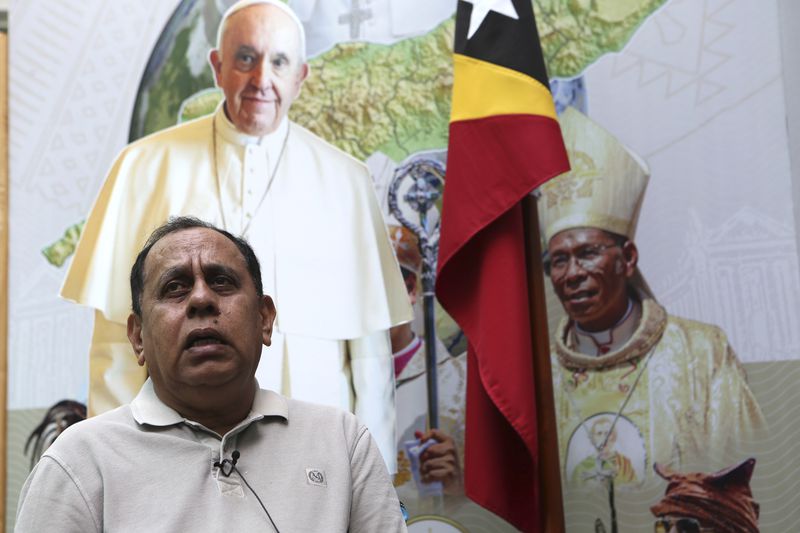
{"left": 121, "top": 115, "right": 213, "bottom": 157}
{"left": 285, "top": 395, "right": 359, "bottom": 422}
{"left": 41, "top": 405, "right": 135, "bottom": 461}
{"left": 282, "top": 394, "right": 364, "bottom": 436}
{"left": 288, "top": 121, "right": 369, "bottom": 174}
{"left": 663, "top": 313, "right": 729, "bottom": 345}
{"left": 657, "top": 312, "right": 742, "bottom": 373}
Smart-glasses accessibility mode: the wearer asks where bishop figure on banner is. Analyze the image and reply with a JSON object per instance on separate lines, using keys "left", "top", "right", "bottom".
{"left": 539, "top": 108, "right": 766, "bottom": 495}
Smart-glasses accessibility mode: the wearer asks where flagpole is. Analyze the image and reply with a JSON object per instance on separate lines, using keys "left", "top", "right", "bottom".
{"left": 522, "top": 193, "right": 565, "bottom": 532}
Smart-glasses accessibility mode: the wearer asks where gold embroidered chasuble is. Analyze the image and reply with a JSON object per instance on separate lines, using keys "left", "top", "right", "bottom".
{"left": 552, "top": 298, "right": 765, "bottom": 488}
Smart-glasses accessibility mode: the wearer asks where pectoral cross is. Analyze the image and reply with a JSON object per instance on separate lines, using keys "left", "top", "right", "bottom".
{"left": 338, "top": 0, "right": 373, "bottom": 39}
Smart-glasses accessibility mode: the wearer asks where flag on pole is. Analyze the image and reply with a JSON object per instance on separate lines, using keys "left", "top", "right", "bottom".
{"left": 435, "top": 1, "right": 570, "bottom": 530}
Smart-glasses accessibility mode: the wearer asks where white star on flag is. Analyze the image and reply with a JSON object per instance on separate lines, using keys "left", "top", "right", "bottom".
{"left": 462, "top": 0, "right": 519, "bottom": 39}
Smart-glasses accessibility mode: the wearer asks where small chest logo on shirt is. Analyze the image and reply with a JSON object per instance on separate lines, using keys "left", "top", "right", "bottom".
{"left": 306, "top": 468, "right": 327, "bottom": 487}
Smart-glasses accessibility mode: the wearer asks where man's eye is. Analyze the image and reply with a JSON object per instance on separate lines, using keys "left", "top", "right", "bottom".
{"left": 272, "top": 56, "right": 288, "bottom": 68}
{"left": 578, "top": 248, "right": 601, "bottom": 260}
{"left": 164, "top": 281, "right": 188, "bottom": 295}
{"left": 550, "top": 255, "right": 568, "bottom": 269}
{"left": 211, "top": 276, "right": 233, "bottom": 287}
{"left": 235, "top": 53, "right": 257, "bottom": 70}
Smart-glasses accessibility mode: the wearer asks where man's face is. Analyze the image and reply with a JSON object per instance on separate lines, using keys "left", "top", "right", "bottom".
{"left": 548, "top": 228, "right": 637, "bottom": 331}
{"left": 655, "top": 516, "right": 713, "bottom": 533}
{"left": 590, "top": 420, "right": 612, "bottom": 448}
{"left": 209, "top": 4, "right": 308, "bottom": 136}
{"left": 127, "top": 228, "right": 275, "bottom": 397}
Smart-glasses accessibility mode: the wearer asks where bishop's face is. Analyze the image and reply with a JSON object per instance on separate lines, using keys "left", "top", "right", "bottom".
{"left": 547, "top": 228, "right": 637, "bottom": 332}
{"left": 210, "top": 4, "right": 308, "bottom": 136}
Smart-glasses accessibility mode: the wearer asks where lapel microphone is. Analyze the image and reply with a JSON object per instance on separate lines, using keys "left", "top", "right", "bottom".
{"left": 212, "top": 450, "right": 280, "bottom": 532}
{"left": 214, "top": 450, "right": 240, "bottom": 477}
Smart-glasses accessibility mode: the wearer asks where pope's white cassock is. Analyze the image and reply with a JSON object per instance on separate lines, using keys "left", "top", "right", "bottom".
{"left": 61, "top": 104, "right": 413, "bottom": 470}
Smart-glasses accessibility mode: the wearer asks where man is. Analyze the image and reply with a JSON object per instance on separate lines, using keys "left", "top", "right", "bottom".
{"left": 60, "top": 0, "right": 411, "bottom": 470}
{"left": 17, "top": 217, "right": 406, "bottom": 532}
{"left": 570, "top": 416, "right": 637, "bottom": 487}
{"left": 651, "top": 458, "right": 759, "bottom": 533}
{"left": 538, "top": 108, "right": 765, "bottom": 486}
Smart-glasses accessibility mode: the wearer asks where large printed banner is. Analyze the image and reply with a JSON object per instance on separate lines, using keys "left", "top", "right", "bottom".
{"left": 6, "top": 0, "right": 800, "bottom": 531}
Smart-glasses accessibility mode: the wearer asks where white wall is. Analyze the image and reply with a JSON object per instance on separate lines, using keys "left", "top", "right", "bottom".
{"left": 779, "top": 0, "right": 800, "bottom": 265}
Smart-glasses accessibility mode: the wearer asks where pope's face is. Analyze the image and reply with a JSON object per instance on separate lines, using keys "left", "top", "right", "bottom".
{"left": 127, "top": 228, "right": 275, "bottom": 397}
{"left": 548, "top": 228, "right": 637, "bottom": 331}
{"left": 210, "top": 4, "right": 308, "bottom": 136}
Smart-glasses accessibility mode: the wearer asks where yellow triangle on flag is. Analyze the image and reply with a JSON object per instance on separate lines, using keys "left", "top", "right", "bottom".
{"left": 450, "top": 53, "right": 558, "bottom": 123}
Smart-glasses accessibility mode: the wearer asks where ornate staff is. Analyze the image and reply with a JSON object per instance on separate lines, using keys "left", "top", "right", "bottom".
{"left": 388, "top": 158, "right": 445, "bottom": 429}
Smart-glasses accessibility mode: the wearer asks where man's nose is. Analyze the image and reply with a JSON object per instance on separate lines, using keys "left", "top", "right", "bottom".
{"left": 250, "top": 61, "right": 273, "bottom": 91}
{"left": 186, "top": 279, "right": 219, "bottom": 318}
{"left": 563, "top": 256, "right": 588, "bottom": 283}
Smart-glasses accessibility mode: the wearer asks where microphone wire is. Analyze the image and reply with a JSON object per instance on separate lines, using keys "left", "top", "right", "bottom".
{"left": 232, "top": 463, "right": 280, "bottom": 533}
{"left": 215, "top": 450, "right": 280, "bottom": 532}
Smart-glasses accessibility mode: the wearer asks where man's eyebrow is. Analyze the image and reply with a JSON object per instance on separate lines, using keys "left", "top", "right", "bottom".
{"left": 153, "top": 265, "right": 190, "bottom": 290}
{"left": 235, "top": 45, "right": 258, "bottom": 55}
{"left": 203, "top": 263, "right": 242, "bottom": 282}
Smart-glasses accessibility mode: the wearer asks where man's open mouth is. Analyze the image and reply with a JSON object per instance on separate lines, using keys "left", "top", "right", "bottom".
{"left": 190, "top": 337, "right": 223, "bottom": 347}
{"left": 185, "top": 329, "right": 227, "bottom": 349}
{"left": 567, "top": 290, "right": 597, "bottom": 303}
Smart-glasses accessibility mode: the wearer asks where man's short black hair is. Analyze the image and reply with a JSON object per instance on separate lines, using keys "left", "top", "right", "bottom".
{"left": 130, "top": 216, "right": 263, "bottom": 316}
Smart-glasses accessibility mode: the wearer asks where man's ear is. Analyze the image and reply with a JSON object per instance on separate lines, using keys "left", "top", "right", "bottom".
{"left": 299, "top": 62, "right": 309, "bottom": 84}
{"left": 127, "top": 313, "right": 146, "bottom": 367}
{"left": 260, "top": 296, "right": 277, "bottom": 347}
{"left": 621, "top": 240, "right": 639, "bottom": 278}
{"left": 209, "top": 49, "right": 223, "bottom": 87}
{"left": 293, "top": 63, "right": 310, "bottom": 98}
{"left": 406, "top": 275, "right": 419, "bottom": 306}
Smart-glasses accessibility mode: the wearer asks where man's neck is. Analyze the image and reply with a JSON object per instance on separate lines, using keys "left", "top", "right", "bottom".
{"left": 393, "top": 333, "right": 422, "bottom": 377}
{"left": 390, "top": 323, "right": 416, "bottom": 354}
{"left": 571, "top": 299, "right": 641, "bottom": 356}
{"left": 220, "top": 102, "right": 283, "bottom": 140}
{"left": 155, "top": 379, "right": 257, "bottom": 436}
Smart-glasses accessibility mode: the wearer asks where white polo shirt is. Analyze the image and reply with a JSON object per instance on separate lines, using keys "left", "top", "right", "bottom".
{"left": 15, "top": 380, "right": 406, "bottom": 532}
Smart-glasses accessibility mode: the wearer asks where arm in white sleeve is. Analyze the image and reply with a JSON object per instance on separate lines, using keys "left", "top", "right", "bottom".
{"left": 348, "top": 329, "right": 397, "bottom": 474}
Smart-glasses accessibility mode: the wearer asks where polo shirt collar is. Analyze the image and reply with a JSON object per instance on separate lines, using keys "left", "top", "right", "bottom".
{"left": 131, "top": 378, "right": 289, "bottom": 428}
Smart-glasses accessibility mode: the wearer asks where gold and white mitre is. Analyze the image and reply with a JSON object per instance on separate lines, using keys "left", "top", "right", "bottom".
{"left": 537, "top": 106, "right": 650, "bottom": 244}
